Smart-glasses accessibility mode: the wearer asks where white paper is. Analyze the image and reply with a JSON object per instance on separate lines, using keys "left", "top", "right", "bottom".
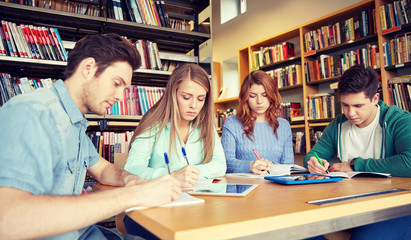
{"left": 125, "top": 192, "right": 204, "bottom": 212}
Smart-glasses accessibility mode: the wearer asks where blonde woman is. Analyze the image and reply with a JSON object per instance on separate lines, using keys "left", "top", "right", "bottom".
{"left": 125, "top": 64, "right": 226, "bottom": 187}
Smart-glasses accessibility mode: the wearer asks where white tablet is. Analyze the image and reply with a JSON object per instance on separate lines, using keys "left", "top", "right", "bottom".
{"left": 188, "top": 183, "right": 259, "bottom": 197}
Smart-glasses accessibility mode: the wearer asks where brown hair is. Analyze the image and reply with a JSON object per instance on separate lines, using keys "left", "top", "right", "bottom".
{"left": 64, "top": 33, "right": 141, "bottom": 79}
{"left": 237, "top": 70, "right": 282, "bottom": 140}
{"left": 130, "top": 64, "right": 215, "bottom": 164}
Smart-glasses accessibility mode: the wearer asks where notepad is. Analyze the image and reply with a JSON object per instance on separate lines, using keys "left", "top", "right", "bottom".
{"left": 326, "top": 171, "right": 391, "bottom": 178}
{"left": 125, "top": 192, "right": 204, "bottom": 212}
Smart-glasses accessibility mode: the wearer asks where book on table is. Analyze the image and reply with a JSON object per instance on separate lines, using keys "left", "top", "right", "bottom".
{"left": 225, "top": 164, "right": 308, "bottom": 179}
{"left": 326, "top": 171, "right": 391, "bottom": 178}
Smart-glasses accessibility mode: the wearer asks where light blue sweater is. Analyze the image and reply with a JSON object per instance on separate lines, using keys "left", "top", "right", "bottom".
{"left": 221, "top": 115, "right": 294, "bottom": 173}
{"left": 125, "top": 122, "right": 227, "bottom": 179}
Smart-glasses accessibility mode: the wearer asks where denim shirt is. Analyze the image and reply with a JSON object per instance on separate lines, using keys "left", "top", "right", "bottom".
{"left": 0, "top": 80, "right": 100, "bottom": 239}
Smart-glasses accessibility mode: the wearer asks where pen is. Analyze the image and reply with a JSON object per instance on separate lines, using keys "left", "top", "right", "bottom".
{"left": 182, "top": 147, "right": 190, "bottom": 165}
{"left": 164, "top": 152, "right": 171, "bottom": 174}
{"left": 253, "top": 149, "right": 270, "bottom": 174}
{"left": 313, "top": 151, "right": 329, "bottom": 174}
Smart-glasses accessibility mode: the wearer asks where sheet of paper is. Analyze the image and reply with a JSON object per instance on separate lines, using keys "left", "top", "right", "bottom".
{"left": 125, "top": 192, "right": 204, "bottom": 212}
{"left": 182, "top": 178, "right": 214, "bottom": 190}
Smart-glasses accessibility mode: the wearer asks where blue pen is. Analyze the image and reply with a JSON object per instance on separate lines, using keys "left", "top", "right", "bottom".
{"left": 182, "top": 147, "right": 190, "bottom": 165}
{"left": 164, "top": 152, "right": 171, "bottom": 174}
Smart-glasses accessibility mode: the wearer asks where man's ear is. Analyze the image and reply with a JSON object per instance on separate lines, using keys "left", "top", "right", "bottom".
{"left": 372, "top": 92, "right": 379, "bottom": 105}
{"left": 81, "top": 57, "right": 97, "bottom": 80}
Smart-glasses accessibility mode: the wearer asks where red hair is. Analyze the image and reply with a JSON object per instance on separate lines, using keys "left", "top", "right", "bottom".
{"left": 237, "top": 70, "right": 282, "bottom": 140}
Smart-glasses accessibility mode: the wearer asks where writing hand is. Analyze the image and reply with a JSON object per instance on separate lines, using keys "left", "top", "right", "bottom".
{"left": 130, "top": 175, "right": 181, "bottom": 207}
{"left": 250, "top": 158, "right": 272, "bottom": 175}
{"left": 328, "top": 162, "right": 351, "bottom": 172}
{"left": 307, "top": 156, "right": 330, "bottom": 174}
{"left": 171, "top": 165, "right": 200, "bottom": 188}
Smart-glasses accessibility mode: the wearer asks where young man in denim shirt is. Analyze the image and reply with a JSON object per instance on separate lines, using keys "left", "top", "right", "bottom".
{"left": 0, "top": 33, "right": 181, "bottom": 239}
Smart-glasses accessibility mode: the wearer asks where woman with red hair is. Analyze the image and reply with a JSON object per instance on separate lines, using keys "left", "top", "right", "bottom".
{"left": 221, "top": 70, "right": 294, "bottom": 174}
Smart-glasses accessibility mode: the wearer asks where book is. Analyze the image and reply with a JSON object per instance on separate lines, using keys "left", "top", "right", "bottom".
{"left": 326, "top": 171, "right": 391, "bottom": 178}
{"left": 125, "top": 192, "right": 204, "bottom": 211}
{"left": 226, "top": 164, "right": 308, "bottom": 179}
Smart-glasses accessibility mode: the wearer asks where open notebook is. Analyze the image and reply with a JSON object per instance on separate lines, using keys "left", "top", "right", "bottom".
{"left": 326, "top": 171, "right": 391, "bottom": 178}
{"left": 225, "top": 164, "right": 308, "bottom": 179}
{"left": 125, "top": 192, "right": 204, "bottom": 212}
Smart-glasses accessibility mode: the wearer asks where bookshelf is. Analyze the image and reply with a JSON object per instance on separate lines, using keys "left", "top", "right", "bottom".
{"left": 226, "top": 0, "right": 411, "bottom": 154}
{"left": 0, "top": 0, "right": 211, "bottom": 130}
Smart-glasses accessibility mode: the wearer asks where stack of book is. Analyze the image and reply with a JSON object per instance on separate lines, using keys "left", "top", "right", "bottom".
{"left": 106, "top": 85, "right": 165, "bottom": 116}
{"left": 266, "top": 64, "right": 302, "bottom": 88}
{"left": 382, "top": 33, "right": 411, "bottom": 67}
{"left": 0, "top": 73, "right": 55, "bottom": 106}
{"left": 388, "top": 76, "right": 411, "bottom": 112}
{"left": 9, "top": 0, "right": 102, "bottom": 17}
{"left": 304, "top": 44, "right": 379, "bottom": 82}
{"left": 306, "top": 92, "right": 336, "bottom": 120}
{"left": 251, "top": 41, "right": 295, "bottom": 69}
{"left": 293, "top": 131, "right": 305, "bottom": 154}
{"left": 280, "top": 102, "right": 302, "bottom": 122}
{"left": 134, "top": 39, "right": 162, "bottom": 70}
{"left": 216, "top": 108, "right": 237, "bottom": 131}
{"left": 379, "top": 0, "right": 411, "bottom": 31}
{"left": 87, "top": 131, "right": 134, "bottom": 163}
{"left": 0, "top": 20, "right": 68, "bottom": 61}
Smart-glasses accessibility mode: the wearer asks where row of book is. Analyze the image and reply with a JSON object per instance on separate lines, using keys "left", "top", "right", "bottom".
{"left": 215, "top": 108, "right": 237, "bottom": 131}
{"left": 123, "top": 0, "right": 170, "bottom": 26}
{"left": 293, "top": 130, "right": 323, "bottom": 154}
{"left": 134, "top": 39, "right": 162, "bottom": 70}
{"left": 266, "top": 64, "right": 302, "bottom": 88}
{"left": 293, "top": 132, "right": 305, "bottom": 154}
{"left": 388, "top": 76, "right": 411, "bottom": 112}
{"left": 0, "top": 73, "right": 55, "bottom": 106}
{"left": 280, "top": 102, "right": 302, "bottom": 122}
{"left": 0, "top": 20, "right": 68, "bottom": 61}
{"left": 161, "top": 60, "right": 181, "bottom": 72}
{"left": 305, "top": 45, "right": 380, "bottom": 82}
{"left": 251, "top": 42, "right": 295, "bottom": 69}
{"left": 66, "top": 1, "right": 101, "bottom": 17}
{"left": 9, "top": 0, "right": 193, "bottom": 31}
{"left": 303, "top": 9, "right": 376, "bottom": 53}
{"left": 382, "top": 33, "right": 411, "bottom": 67}
{"left": 379, "top": 0, "right": 411, "bottom": 31}
{"left": 87, "top": 131, "right": 134, "bottom": 163}
{"left": 306, "top": 92, "right": 336, "bottom": 120}
{"left": 0, "top": 72, "right": 165, "bottom": 117}
{"left": 106, "top": 85, "right": 165, "bottom": 116}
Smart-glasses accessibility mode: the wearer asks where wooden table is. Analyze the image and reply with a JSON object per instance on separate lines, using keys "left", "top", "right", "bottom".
{"left": 125, "top": 176, "right": 411, "bottom": 240}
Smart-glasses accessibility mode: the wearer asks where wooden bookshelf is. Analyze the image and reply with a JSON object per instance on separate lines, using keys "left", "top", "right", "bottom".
{"left": 230, "top": 0, "right": 411, "bottom": 154}
{"left": 0, "top": 1, "right": 211, "bottom": 127}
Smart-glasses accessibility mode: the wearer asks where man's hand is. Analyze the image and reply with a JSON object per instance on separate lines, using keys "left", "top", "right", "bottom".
{"left": 131, "top": 174, "right": 181, "bottom": 207}
{"left": 123, "top": 174, "right": 148, "bottom": 187}
{"left": 329, "top": 161, "right": 352, "bottom": 172}
{"left": 307, "top": 156, "right": 330, "bottom": 174}
{"left": 171, "top": 165, "right": 200, "bottom": 188}
{"left": 250, "top": 158, "right": 272, "bottom": 175}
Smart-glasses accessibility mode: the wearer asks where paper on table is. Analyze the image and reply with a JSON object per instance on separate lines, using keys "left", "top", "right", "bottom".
{"left": 182, "top": 178, "right": 214, "bottom": 190}
{"left": 326, "top": 171, "right": 391, "bottom": 178}
{"left": 125, "top": 192, "right": 204, "bottom": 212}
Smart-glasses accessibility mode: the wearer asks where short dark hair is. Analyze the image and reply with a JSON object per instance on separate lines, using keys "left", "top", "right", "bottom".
{"left": 64, "top": 33, "right": 141, "bottom": 79}
{"left": 338, "top": 65, "right": 378, "bottom": 100}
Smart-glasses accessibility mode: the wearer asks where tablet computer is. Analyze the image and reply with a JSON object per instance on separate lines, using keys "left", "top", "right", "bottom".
{"left": 264, "top": 174, "right": 343, "bottom": 185}
{"left": 188, "top": 183, "right": 259, "bottom": 197}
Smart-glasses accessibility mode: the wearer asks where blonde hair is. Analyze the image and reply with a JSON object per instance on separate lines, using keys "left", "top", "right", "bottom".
{"left": 130, "top": 64, "right": 215, "bottom": 163}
